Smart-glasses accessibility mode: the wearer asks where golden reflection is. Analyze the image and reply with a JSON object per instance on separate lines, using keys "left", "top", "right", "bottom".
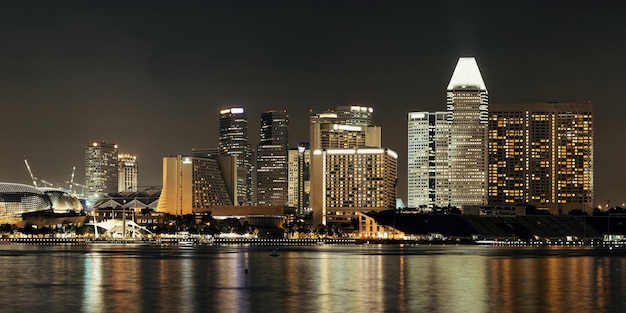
{"left": 82, "top": 251, "right": 103, "bottom": 312}
{"left": 484, "top": 248, "right": 626, "bottom": 312}
{"left": 72, "top": 245, "right": 626, "bottom": 312}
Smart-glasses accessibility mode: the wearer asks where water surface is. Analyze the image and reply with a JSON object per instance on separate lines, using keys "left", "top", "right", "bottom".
{"left": 0, "top": 244, "right": 624, "bottom": 312}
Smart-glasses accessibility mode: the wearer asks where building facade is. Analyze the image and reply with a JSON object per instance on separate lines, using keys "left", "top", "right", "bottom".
{"left": 287, "top": 143, "right": 311, "bottom": 216}
{"left": 311, "top": 148, "right": 398, "bottom": 225}
{"left": 309, "top": 106, "right": 396, "bottom": 225}
{"left": 118, "top": 153, "right": 138, "bottom": 192}
{"left": 309, "top": 107, "right": 381, "bottom": 151}
{"left": 407, "top": 57, "right": 488, "bottom": 209}
{"left": 219, "top": 108, "right": 253, "bottom": 205}
{"left": 256, "top": 110, "right": 289, "bottom": 206}
{"left": 447, "top": 57, "right": 489, "bottom": 207}
{"left": 488, "top": 103, "right": 593, "bottom": 213}
{"left": 85, "top": 141, "right": 119, "bottom": 201}
{"left": 407, "top": 111, "right": 450, "bottom": 208}
{"left": 157, "top": 155, "right": 235, "bottom": 215}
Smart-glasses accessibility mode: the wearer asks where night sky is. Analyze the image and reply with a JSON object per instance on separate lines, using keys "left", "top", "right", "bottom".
{"left": 1, "top": 1, "right": 625, "bottom": 206}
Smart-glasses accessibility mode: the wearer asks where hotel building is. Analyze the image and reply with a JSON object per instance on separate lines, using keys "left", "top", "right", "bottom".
{"left": 488, "top": 103, "right": 593, "bottom": 214}
{"left": 310, "top": 106, "right": 397, "bottom": 225}
{"left": 157, "top": 155, "right": 236, "bottom": 215}
{"left": 118, "top": 153, "right": 138, "bottom": 192}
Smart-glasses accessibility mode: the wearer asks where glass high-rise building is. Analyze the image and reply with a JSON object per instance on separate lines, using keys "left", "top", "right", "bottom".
{"left": 256, "top": 110, "right": 289, "bottom": 206}
{"left": 85, "top": 141, "right": 118, "bottom": 201}
{"left": 407, "top": 57, "right": 487, "bottom": 209}
{"left": 219, "top": 107, "right": 252, "bottom": 205}
{"left": 407, "top": 112, "right": 450, "bottom": 208}
{"left": 447, "top": 57, "right": 489, "bottom": 207}
{"left": 488, "top": 103, "right": 593, "bottom": 214}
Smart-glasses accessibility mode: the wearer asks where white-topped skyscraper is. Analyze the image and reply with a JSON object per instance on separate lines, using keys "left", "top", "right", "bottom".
{"left": 407, "top": 57, "right": 488, "bottom": 209}
{"left": 447, "top": 57, "right": 488, "bottom": 207}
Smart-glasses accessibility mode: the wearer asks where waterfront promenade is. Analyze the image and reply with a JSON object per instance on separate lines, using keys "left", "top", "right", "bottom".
{"left": 3, "top": 236, "right": 626, "bottom": 249}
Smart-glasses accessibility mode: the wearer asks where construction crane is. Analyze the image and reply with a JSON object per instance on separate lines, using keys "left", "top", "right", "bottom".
{"left": 68, "top": 166, "right": 76, "bottom": 194}
{"left": 24, "top": 158, "right": 38, "bottom": 187}
{"left": 39, "top": 179, "right": 55, "bottom": 188}
{"left": 68, "top": 182, "right": 92, "bottom": 196}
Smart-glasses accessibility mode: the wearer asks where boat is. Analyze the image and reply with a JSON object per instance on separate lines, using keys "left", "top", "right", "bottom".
{"left": 270, "top": 249, "right": 279, "bottom": 256}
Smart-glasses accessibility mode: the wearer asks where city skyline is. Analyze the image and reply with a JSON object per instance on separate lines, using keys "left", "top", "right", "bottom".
{"left": 1, "top": 2, "right": 624, "bottom": 206}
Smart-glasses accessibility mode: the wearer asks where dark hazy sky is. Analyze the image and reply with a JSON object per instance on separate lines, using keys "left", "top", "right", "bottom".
{"left": 1, "top": 1, "right": 625, "bottom": 206}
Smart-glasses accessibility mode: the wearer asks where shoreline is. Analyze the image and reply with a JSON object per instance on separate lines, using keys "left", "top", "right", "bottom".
{"left": 2, "top": 237, "right": 626, "bottom": 249}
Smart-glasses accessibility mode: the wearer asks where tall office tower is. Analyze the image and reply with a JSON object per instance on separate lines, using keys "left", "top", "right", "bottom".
{"left": 309, "top": 106, "right": 380, "bottom": 150}
{"left": 488, "top": 103, "right": 593, "bottom": 214}
{"left": 407, "top": 112, "right": 450, "bottom": 208}
{"left": 288, "top": 143, "right": 310, "bottom": 216}
{"left": 309, "top": 106, "right": 395, "bottom": 225}
{"left": 256, "top": 110, "right": 289, "bottom": 206}
{"left": 118, "top": 153, "right": 138, "bottom": 192}
{"left": 157, "top": 155, "right": 235, "bottom": 215}
{"left": 219, "top": 108, "right": 252, "bottom": 205}
{"left": 85, "top": 141, "right": 119, "bottom": 201}
{"left": 447, "top": 57, "right": 489, "bottom": 207}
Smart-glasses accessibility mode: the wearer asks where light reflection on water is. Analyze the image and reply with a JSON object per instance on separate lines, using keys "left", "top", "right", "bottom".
{"left": 0, "top": 245, "right": 624, "bottom": 312}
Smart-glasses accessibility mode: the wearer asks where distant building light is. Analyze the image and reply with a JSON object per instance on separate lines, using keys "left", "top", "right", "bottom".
{"left": 319, "top": 113, "right": 337, "bottom": 118}
{"left": 333, "top": 124, "right": 362, "bottom": 131}
{"left": 357, "top": 148, "right": 384, "bottom": 155}
{"left": 409, "top": 112, "right": 426, "bottom": 119}
{"left": 327, "top": 149, "right": 356, "bottom": 155}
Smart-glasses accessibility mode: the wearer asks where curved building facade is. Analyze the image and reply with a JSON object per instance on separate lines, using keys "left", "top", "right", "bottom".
{"left": 39, "top": 188, "right": 84, "bottom": 214}
{"left": 0, "top": 183, "right": 83, "bottom": 216}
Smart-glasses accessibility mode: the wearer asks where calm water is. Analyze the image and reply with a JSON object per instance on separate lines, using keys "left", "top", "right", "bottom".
{"left": 0, "top": 244, "right": 625, "bottom": 313}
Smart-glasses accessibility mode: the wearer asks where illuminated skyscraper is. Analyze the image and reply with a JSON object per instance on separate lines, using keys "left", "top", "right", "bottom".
{"left": 219, "top": 107, "right": 252, "bottom": 205}
{"left": 288, "top": 143, "right": 310, "bottom": 216}
{"left": 85, "top": 141, "right": 118, "bottom": 200}
{"left": 407, "top": 112, "right": 450, "bottom": 208}
{"left": 488, "top": 103, "right": 593, "bottom": 214}
{"left": 118, "top": 153, "right": 138, "bottom": 192}
{"left": 256, "top": 110, "right": 289, "bottom": 206}
{"left": 309, "top": 106, "right": 396, "bottom": 225}
{"left": 447, "top": 57, "right": 489, "bottom": 207}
